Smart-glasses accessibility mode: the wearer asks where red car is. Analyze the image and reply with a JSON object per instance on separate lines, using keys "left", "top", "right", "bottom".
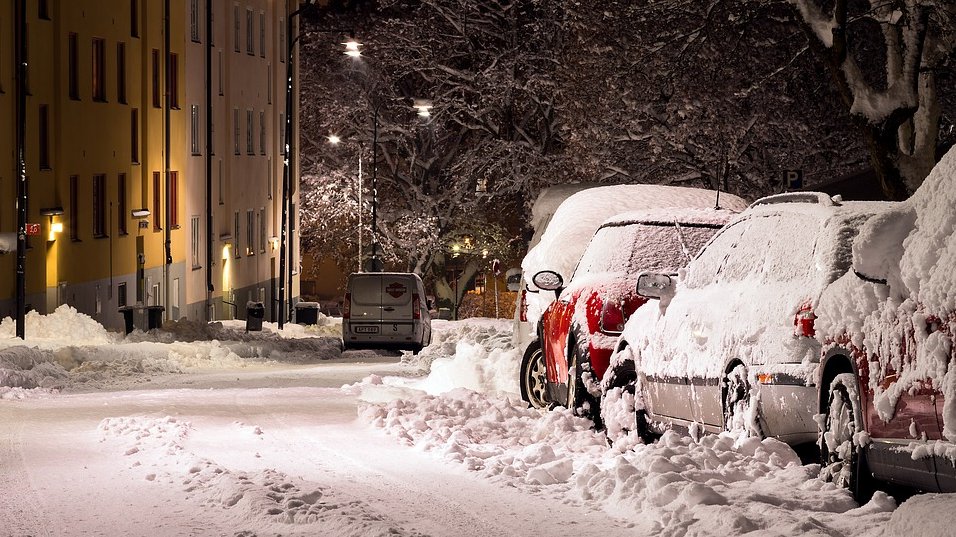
{"left": 520, "top": 208, "right": 736, "bottom": 423}
{"left": 816, "top": 154, "right": 956, "bottom": 500}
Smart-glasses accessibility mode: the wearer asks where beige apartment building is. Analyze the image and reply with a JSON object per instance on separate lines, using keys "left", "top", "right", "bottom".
{"left": 0, "top": 0, "right": 300, "bottom": 330}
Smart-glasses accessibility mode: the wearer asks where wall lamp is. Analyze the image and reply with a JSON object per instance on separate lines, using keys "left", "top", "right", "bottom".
{"left": 40, "top": 207, "right": 64, "bottom": 242}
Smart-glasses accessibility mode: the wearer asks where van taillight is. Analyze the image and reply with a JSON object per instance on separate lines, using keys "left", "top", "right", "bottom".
{"left": 412, "top": 293, "right": 421, "bottom": 319}
{"left": 600, "top": 299, "right": 626, "bottom": 334}
{"left": 343, "top": 293, "right": 351, "bottom": 319}
{"left": 520, "top": 289, "right": 528, "bottom": 323}
{"left": 794, "top": 303, "right": 816, "bottom": 337}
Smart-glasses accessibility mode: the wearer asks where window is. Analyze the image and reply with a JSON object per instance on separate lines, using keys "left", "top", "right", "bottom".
{"left": 268, "top": 156, "right": 273, "bottom": 199}
{"left": 267, "top": 63, "right": 272, "bottom": 104}
{"left": 39, "top": 0, "right": 50, "bottom": 20}
{"left": 233, "top": 4, "right": 240, "bottom": 52}
{"left": 259, "top": 110, "right": 266, "bottom": 155}
{"left": 70, "top": 175, "right": 79, "bottom": 240}
{"left": 131, "top": 109, "right": 139, "bottom": 163}
{"left": 39, "top": 105, "right": 50, "bottom": 169}
{"left": 210, "top": 104, "right": 215, "bottom": 155}
{"left": 93, "top": 174, "right": 107, "bottom": 238}
{"left": 118, "top": 282, "right": 128, "bottom": 308}
{"left": 210, "top": 5, "right": 215, "bottom": 45}
{"left": 279, "top": 18, "right": 285, "bottom": 62}
{"left": 68, "top": 33, "right": 79, "bottom": 99}
{"left": 279, "top": 112, "right": 285, "bottom": 155}
{"left": 218, "top": 159, "right": 224, "bottom": 205}
{"left": 233, "top": 211, "right": 240, "bottom": 258}
{"left": 190, "top": 104, "right": 201, "bottom": 155}
{"left": 246, "top": 8, "right": 254, "bottom": 55}
{"left": 190, "top": 0, "right": 200, "bottom": 42}
{"left": 151, "top": 49, "right": 161, "bottom": 107}
{"left": 131, "top": 0, "right": 139, "bottom": 38}
{"left": 259, "top": 208, "right": 266, "bottom": 253}
{"left": 117, "top": 42, "right": 127, "bottom": 103}
{"left": 191, "top": 215, "right": 201, "bottom": 268}
{"left": 218, "top": 50, "right": 223, "bottom": 95}
{"left": 170, "top": 171, "right": 179, "bottom": 228}
{"left": 118, "top": 174, "right": 128, "bottom": 235}
{"left": 153, "top": 172, "right": 161, "bottom": 231}
{"left": 233, "top": 108, "right": 240, "bottom": 154}
{"left": 246, "top": 209, "right": 254, "bottom": 255}
{"left": 168, "top": 53, "right": 179, "bottom": 109}
{"left": 92, "top": 38, "right": 106, "bottom": 101}
{"left": 259, "top": 12, "right": 265, "bottom": 57}
{"left": 246, "top": 110, "right": 254, "bottom": 154}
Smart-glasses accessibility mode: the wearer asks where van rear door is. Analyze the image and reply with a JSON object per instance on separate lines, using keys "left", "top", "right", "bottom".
{"left": 349, "top": 274, "right": 383, "bottom": 323}
{"left": 381, "top": 276, "right": 413, "bottom": 323}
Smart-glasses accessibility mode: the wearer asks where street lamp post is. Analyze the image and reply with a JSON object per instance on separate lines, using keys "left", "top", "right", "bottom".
{"left": 14, "top": 0, "right": 27, "bottom": 339}
{"left": 278, "top": 0, "right": 319, "bottom": 329}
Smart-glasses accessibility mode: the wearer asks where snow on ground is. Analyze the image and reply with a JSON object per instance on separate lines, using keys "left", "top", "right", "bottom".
{"left": 1, "top": 308, "right": 953, "bottom": 535}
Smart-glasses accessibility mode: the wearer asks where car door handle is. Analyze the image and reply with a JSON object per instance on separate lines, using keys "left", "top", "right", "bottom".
{"left": 383, "top": 307, "right": 395, "bottom": 312}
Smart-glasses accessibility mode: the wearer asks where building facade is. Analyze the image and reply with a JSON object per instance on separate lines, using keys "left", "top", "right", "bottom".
{"left": 1, "top": 0, "right": 300, "bottom": 331}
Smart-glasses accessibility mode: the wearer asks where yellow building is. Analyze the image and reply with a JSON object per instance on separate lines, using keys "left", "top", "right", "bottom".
{"left": 1, "top": 0, "right": 300, "bottom": 330}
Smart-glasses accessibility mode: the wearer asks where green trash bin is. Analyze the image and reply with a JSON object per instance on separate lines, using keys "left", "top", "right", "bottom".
{"left": 118, "top": 306, "right": 136, "bottom": 334}
{"left": 295, "top": 302, "right": 319, "bottom": 325}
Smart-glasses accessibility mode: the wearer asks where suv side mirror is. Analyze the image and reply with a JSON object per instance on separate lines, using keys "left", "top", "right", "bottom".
{"left": 636, "top": 272, "right": 675, "bottom": 300}
{"left": 532, "top": 270, "right": 565, "bottom": 298}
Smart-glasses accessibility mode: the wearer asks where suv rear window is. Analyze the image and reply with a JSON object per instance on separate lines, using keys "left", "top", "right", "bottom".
{"left": 350, "top": 276, "right": 382, "bottom": 305}
{"left": 575, "top": 222, "right": 720, "bottom": 278}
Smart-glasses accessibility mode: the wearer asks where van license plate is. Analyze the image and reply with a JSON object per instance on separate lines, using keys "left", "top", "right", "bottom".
{"left": 354, "top": 326, "right": 379, "bottom": 334}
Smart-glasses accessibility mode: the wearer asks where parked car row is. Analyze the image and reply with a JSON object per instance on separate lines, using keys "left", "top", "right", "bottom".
{"left": 516, "top": 150, "right": 956, "bottom": 502}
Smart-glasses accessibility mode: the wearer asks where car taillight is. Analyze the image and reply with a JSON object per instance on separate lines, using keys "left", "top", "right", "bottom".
{"left": 600, "top": 299, "right": 626, "bottom": 334}
{"left": 412, "top": 293, "right": 421, "bottom": 320}
{"left": 343, "top": 293, "right": 351, "bottom": 319}
{"left": 520, "top": 289, "right": 528, "bottom": 323}
{"left": 794, "top": 303, "right": 816, "bottom": 337}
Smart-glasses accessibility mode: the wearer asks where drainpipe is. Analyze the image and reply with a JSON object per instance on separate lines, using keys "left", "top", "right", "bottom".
{"left": 164, "top": 0, "right": 172, "bottom": 317}
{"left": 14, "top": 0, "right": 27, "bottom": 339}
{"left": 205, "top": 0, "right": 214, "bottom": 319}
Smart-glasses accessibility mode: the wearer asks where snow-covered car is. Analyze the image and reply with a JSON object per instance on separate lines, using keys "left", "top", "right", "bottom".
{"left": 602, "top": 192, "right": 893, "bottom": 446}
{"left": 517, "top": 184, "right": 747, "bottom": 409}
{"left": 523, "top": 208, "right": 738, "bottom": 423}
{"left": 814, "top": 149, "right": 956, "bottom": 501}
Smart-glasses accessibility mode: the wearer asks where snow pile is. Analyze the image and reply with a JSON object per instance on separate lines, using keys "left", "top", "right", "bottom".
{"left": 359, "top": 389, "right": 898, "bottom": 536}
{"left": 399, "top": 318, "right": 520, "bottom": 395}
{"left": 0, "top": 305, "right": 117, "bottom": 347}
{"left": 0, "top": 308, "right": 347, "bottom": 392}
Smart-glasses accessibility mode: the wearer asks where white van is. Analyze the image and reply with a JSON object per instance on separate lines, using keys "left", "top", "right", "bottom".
{"left": 342, "top": 272, "right": 432, "bottom": 353}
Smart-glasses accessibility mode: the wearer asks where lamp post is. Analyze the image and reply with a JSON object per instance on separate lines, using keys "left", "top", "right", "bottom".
{"left": 278, "top": 0, "right": 318, "bottom": 329}
{"left": 14, "top": 0, "right": 27, "bottom": 339}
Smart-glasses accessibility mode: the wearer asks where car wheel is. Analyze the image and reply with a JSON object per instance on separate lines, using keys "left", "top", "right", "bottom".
{"left": 722, "top": 363, "right": 763, "bottom": 437}
{"left": 820, "top": 373, "right": 874, "bottom": 503}
{"left": 600, "top": 359, "right": 655, "bottom": 446}
{"left": 519, "top": 341, "right": 549, "bottom": 409}
{"left": 568, "top": 344, "right": 602, "bottom": 427}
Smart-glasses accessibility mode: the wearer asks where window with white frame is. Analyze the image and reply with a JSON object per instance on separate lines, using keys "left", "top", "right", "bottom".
{"left": 191, "top": 215, "right": 201, "bottom": 268}
{"left": 190, "top": 0, "right": 200, "bottom": 42}
{"left": 190, "top": 104, "right": 201, "bottom": 155}
{"left": 246, "top": 209, "right": 255, "bottom": 255}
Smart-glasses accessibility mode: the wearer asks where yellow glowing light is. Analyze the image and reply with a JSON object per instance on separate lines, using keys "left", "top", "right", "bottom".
{"left": 222, "top": 244, "right": 231, "bottom": 260}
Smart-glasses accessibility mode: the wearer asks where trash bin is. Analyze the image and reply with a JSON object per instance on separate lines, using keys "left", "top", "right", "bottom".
{"left": 146, "top": 305, "right": 165, "bottom": 331}
{"left": 118, "top": 306, "right": 136, "bottom": 335}
{"left": 295, "top": 301, "right": 319, "bottom": 325}
{"left": 246, "top": 301, "right": 265, "bottom": 331}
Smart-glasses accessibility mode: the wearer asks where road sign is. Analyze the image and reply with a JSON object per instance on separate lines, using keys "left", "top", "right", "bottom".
{"left": 25, "top": 223, "right": 40, "bottom": 236}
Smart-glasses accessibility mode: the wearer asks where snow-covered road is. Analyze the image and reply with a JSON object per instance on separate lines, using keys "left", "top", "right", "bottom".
{"left": 0, "top": 356, "right": 625, "bottom": 536}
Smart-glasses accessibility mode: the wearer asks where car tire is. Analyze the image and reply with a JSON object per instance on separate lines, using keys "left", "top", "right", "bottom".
{"left": 568, "top": 344, "right": 602, "bottom": 427}
{"left": 519, "top": 341, "right": 549, "bottom": 409}
{"left": 722, "top": 363, "right": 763, "bottom": 437}
{"left": 600, "top": 359, "right": 655, "bottom": 446}
{"left": 820, "top": 373, "right": 874, "bottom": 503}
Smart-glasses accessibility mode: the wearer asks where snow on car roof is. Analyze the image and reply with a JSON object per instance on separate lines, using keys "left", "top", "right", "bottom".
{"left": 900, "top": 145, "right": 956, "bottom": 314}
{"left": 522, "top": 184, "right": 748, "bottom": 285}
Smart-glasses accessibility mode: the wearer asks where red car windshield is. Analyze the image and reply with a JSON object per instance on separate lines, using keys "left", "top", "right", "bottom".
{"left": 573, "top": 222, "right": 720, "bottom": 279}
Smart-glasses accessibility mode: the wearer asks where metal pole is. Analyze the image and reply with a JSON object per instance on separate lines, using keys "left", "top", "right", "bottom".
{"left": 357, "top": 148, "right": 362, "bottom": 272}
{"left": 370, "top": 107, "right": 378, "bottom": 269}
{"left": 164, "top": 0, "right": 172, "bottom": 319}
{"left": 205, "top": 0, "right": 214, "bottom": 319}
{"left": 14, "top": 0, "right": 27, "bottom": 339}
